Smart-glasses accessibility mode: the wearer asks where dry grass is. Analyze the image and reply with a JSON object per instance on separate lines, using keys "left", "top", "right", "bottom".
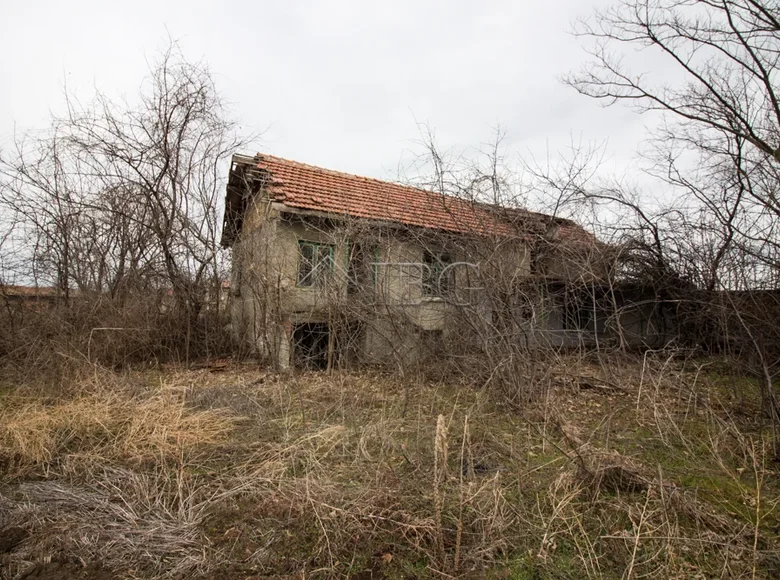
{"left": 0, "top": 373, "right": 236, "bottom": 470}
{"left": 0, "top": 356, "right": 779, "bottom": 579}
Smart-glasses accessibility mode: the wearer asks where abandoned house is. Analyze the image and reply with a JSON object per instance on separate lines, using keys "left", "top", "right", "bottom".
{"left": 221, "top": 154, "right": 673, "bottom": 369}
{"left": 0, "top": 285, "right": 61, "bottom": 312}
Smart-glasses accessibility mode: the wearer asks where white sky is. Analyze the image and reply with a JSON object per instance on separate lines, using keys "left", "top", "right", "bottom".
{"left": 1, "top": 0, "right": 655, "bottom": 185}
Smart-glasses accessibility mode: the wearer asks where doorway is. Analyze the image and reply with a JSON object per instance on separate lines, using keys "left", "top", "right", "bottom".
{"left": 292, "top": 322, "right": 330, "bottom": 369}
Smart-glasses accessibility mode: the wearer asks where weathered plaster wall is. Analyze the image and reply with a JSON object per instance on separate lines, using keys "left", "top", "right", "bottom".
{"left": 231, "top": 197, "right": 668, "bottom": 367}
{"left": 231, "top": 196, "right": 487, "bottom": 367}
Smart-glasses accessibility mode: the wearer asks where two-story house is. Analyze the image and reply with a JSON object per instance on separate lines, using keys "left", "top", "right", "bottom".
{"left": 221, "top": 154, "right": 672, "bottom": 369}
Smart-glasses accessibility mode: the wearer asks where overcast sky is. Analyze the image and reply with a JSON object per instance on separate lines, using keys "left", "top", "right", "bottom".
{"left": 1, "top": 0, "right": 652, "bottom": 185}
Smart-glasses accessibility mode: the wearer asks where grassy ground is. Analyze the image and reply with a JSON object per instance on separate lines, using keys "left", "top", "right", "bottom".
{"left": 0, "top": 355, "right": 778, "bottom": 579}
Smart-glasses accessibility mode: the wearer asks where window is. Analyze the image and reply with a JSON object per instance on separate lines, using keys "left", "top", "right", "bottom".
{"left": 422, "top": 251, "right": 454, "bottom": 296}
{"left": 563, "top": 294, "right": 594, "bottom": 331}
{"left": 298, "top": 241, "right": 334, "bottom": 287}
{"left": 347, "top": 242, "right": 378, "bottom": 295}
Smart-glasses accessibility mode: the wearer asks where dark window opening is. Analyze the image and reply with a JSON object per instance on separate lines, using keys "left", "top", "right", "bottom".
{"left": 563, "top": 295, "right": 594, "bottom": 331}
{"left": 292, "top": 320, "right": 365, "bottom": 370}
{"left": 347, "top": 242, "right": 377, "bottom": 295}
{"left": 422, "top": 251, "right": 454, "bottom": 296}
{"left": 292, "top": 322, "right": 330, "bottom": 369}
{"left": 298, "top": 241, "right": 334, "bottom": 287}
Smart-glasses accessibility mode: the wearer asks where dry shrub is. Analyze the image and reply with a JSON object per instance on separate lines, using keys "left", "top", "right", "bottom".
{"left": 534, "top": 450, "right": 764, "bottom": 579}
{"left": 0, "top": 369, "right": 244, "bottom": 579}
{"left": 0, "top": 291, "right": 233, "bottom": 391}
{"left": 526, "top": 351, "right": 780, "bottom": 579}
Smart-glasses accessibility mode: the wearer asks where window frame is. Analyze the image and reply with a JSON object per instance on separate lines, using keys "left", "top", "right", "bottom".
{"left": 347, "top": 241, "right": 379, "bottom": 295}
{"left": 297, "top": 240, "right": 335, "bottom": 288}
{"left": 422, "top": 250, "right": 454, "bottom": 297}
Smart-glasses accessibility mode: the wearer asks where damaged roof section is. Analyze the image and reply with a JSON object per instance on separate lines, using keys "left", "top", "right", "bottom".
{"left": 221, "top": 153, "right": 598, "bottom": 249}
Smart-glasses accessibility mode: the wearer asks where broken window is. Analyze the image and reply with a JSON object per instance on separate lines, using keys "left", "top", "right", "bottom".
{"left": 292, "top": 320, "right": 363, "bottom": 370}
{"left": 298, "top": 241, "right": 334, "bottom": 287}
{"left": 422, "top": 251, "right": 454, "bottom": 296}
{"left": 347, "top": 242, "right": 378, "bottom": 295}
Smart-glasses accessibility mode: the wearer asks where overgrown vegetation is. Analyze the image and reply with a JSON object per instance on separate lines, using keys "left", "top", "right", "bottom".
{"left": 1, "top": 355, "right": 778, "bottom": 578}
{"left": 0, "top": 41, "right": 242, "bottom": 369}
{"left": 2, "top": 1, "right": 780, "bottom": 578}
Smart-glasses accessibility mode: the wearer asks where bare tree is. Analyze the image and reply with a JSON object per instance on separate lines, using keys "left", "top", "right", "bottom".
{"left": 562, "top": 0, "right": 780, "bottom": 442}
{"left": 0, "top": 41, "right": 250, "bottom": 365}
{"left": 567, "top": 0, "right": 780, "bottom": 280}
{"left": 568, "top": 0, "right": 780, "bottom": 158}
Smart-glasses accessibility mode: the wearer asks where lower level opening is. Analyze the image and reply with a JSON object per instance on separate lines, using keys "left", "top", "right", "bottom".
{"left": 292, "top": 322, "right": 330, "bottom": 369}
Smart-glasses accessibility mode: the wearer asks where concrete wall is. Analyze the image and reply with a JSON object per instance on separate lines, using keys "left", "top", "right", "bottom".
{"left": 610, "top": 301, "right": 675, "bottom": 348}
{"left": 513, "top": 288, "right": 675, "bottom": 350}
{"left": 231, "top": 195, "right": 498, "bottom": 368}
{"left": 230, "top": 195, "right": 669, "bottom": 368}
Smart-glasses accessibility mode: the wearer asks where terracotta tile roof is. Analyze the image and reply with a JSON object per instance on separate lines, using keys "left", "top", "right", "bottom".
{"left": 222, "top": 154, "right": 598, "bottom": 250}
{"left": 0, "top": 285, "right": 59, "bottom": 298}
{"left": 555, "top": 221, "right": 600, "bottom": 248}
{"left": 255, "top": 154, "right": 521, "bottom": 237}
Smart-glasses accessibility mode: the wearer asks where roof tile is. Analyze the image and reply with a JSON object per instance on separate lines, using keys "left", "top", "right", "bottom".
{"left": 256, "top": 155, "right": 518, "bottom": 236}
{"left": 245, "top": 155, "right": 598, "bottom": 249}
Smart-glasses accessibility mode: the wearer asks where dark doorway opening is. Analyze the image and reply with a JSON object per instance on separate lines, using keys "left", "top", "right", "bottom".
{"left": 292, "top": 322, "right": 330, "bottom": 369}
